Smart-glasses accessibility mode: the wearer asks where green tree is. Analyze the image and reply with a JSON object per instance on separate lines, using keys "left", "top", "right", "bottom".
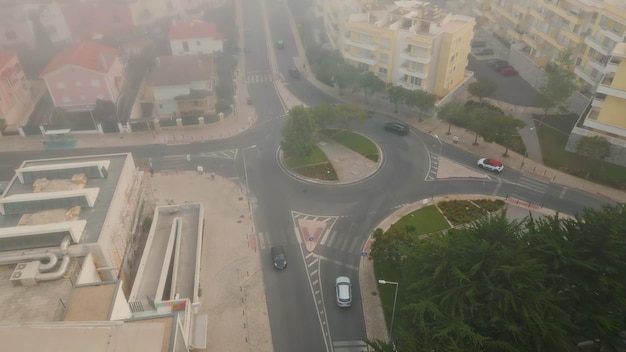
{"left": 436, "top": 101, "right": 465, "bottom": 135}
{"left": 387, "top": 85, "right": 409, "bottom": 113}
{"left": 369, "top": 226, "right": 410, "bottom": 268}
{"left": 359, "top": 71, "right": 386, "bottom": 103}
{"left": 93, "top": 99, "right": 117, "bottom": 122}
{"left": 524, "top": 205, "right": 626, "bottom": 348}
{"left": 535, "top": 48, "right": 577, "bottom": 119}
{"left": 576, "top": 135, "right": 611, "bottom": 162}
{"left": 332, "top": 104, "right": 367, "bottom": 128}
{"left": 467, "top": 78, "right": 496, "bottom": 103}
{"left": 399, "top": 212, "right": 573, "bottom": 352}
{"left": 280, "top": 106, "right": 318, "bottom": 158}
{"left": 363, "top": 338, "right": 396, "bottom": 352}
{"left": 411, "top": 90, "right": 437, "bottom": 122}
{"left": 333, "top": 62, "right": 360, "bottom": 96}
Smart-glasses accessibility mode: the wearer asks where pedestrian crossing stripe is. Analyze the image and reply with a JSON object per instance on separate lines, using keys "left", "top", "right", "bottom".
{"left": 246, "top": 73, "right": 274, "bottom": 84}
{"left": 333, "top": 340, "right": 368, "bottom": 351}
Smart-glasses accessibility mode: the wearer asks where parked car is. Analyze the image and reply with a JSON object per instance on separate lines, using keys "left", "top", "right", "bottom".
{"left": 271, "top": 246, "right": 287, "bottom": 270}
{"left": 384, "top": 122, "right": 410, "bottom": 136}
{"left": 488, "top": 59, "right": 510, "bottom": 71}
{"left": 289, "top": 67, "right": 301, "bottom": 78}
{"left": 335, "top": 276, "right": 352, "bottom": 307}
{"left": 276, "top": 39, "right": 284, "bottom": 49}
{"left": 500, "top": 67, "right": 519, "bottom": 76}
{"left": 470, "top": 40, "right": 486, "bottom": 48}
{"left": 477, "top": 158, "right": 504, "bottom": 173}
{"left": 474, "top": 48, "right": 494, "bottom": 56}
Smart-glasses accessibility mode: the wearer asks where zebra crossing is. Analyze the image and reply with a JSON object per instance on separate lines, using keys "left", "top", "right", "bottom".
{"left": 320, "top": 229, "right": 366, "bottom": 255}
{"left": 198, "top": 149, "right": 238, "bottom": 160}
{"left": 425, "top": 151, "right": 439, "bottom": 181}
{"left": 246, "top": 71, "right": 274, "bottom": 84}
{"left": 509, "top": 173, "right": 550, "bottom": 203}
{"left": 332, "top": 340, "right": 369, "bottom": 352}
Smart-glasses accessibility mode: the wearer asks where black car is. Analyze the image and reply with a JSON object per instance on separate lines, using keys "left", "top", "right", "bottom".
{"left": 289, "top": 67, "right": 301, "bottom": 78}
{"left": 271, "top": 246, "right": 287, "bottom": 270}
{"left": 474, "top": 48, "right": 494, "bottom": 56}
{"left": 384, "top": 122, "right": 410, "bottom": 136}
{"left": 489, "top": 59, "right": 511, "bottom": 71}
{"left": 470, "top": 40, "right": 486, "bottom": 48}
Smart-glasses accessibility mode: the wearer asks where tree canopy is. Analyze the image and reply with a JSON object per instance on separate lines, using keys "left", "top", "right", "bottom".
{"left": 468, "top": 78, "right": 497, "bottom": 102}
{"left": 280, "top": 105, "right": 318, "bottom": 158}
{"left": 535, "top": 48, "right": 577, "bottom": 118}
{"left": 359, "top": 71, "right": 387, "bottom": 102}
{"left": 370, "top": 204, "right": 626, "bottom": 352}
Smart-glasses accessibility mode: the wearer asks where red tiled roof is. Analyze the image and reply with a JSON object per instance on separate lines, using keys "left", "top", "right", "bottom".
{"left": 0, "top": 52, "right": 16, "bottom": 69}
{"left": 168, "top": 21, "right": 224, "bottom": 41}
{"left": 40, "top": 41, "right": 119, "bottom": 77}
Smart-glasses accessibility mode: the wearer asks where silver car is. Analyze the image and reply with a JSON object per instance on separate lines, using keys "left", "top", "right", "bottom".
{"left": 335, "top": 276, "right": 352, "bottom": 307}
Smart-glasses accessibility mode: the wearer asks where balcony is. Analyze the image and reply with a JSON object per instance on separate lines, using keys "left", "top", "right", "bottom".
{"left": 400, "top": 50, "right": 431, "bottom": 65}
{"left": 542, "top": 2, "right": 580, "bottom": 24}
{"left": 574, "top": 66, "right": 597, "bottom": 86}
{"left": 582, "top": 109, "right": 626, "bottom": 139}
{"left": 589, "top": 58, "right": 606, "bottom": 73}
{"left": 599, "top": 28, "right": 624, "bottom": 44}
{"left": 596, "top": 78, "right": 626, "bottom": 100}
{"left": 343, "top": 37, "right": 377, "bottom": 51}
{"left": 398, "top": 66, "right": 428, "bottom": 79}
{"left": 584, "top": 36, "right": 611, "bottom": 56}
{"left": 344, "top": 52, "right": 376, "bottom": 66}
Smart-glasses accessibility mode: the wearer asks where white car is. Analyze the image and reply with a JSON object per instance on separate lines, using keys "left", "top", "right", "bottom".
{"left": 477, "top": 158, "right": 504, "bottom": 173}
{"left": 335, "top": 276, "right": 352, "bottom": 307}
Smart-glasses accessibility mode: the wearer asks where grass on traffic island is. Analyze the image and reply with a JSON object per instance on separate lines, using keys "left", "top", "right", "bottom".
{"left": 284, "top": 129, "right": 380, "bottom": 181}
{"left": 284, "top": 146, "right": 338, "bottom": 180}
{"left": 322, "top": 129, "right": 380, "bottom": 162}
{"left": 374, "top": 198, "right": 506, "bottom": 338}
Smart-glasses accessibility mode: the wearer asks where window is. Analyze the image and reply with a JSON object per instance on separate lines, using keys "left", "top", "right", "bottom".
{"left": 404, "top": 74, "right": 421, "bottom": 86}
{"left": 57, "top": 82, "right": 66, "bottom": 88}
{"left": 62, "top": 96, "right": 70, "bottom": 102}
{"left": 75, "top": 81, "right": 82, "bottom": 87}
{"left": 80, "top": 95, "right": 86, "bottom": 100}
{"left": 380, "top": 38, "right": 391, "bottom": 49}
{"left": 183, "top": 41, "right": 189, "bottom": 52}
{"left": 196, "top": 41, "right": 200, "bottom": 45}
{"left": 159, "top": 104, "right": 163, "bottom": 109}
{"left": 379, "top": 53, "right": 389, "bottom": 63}
{"left": 91, "top": 79, "right": 100, "bottom": 87}
{"left": 5, "top": 31, "right": 17, "bottom": 41}
{"left": 378, "top": 67, "right": 387, "bottom": 76}
{"left": 193, "top": 100, "right": 200, "bottom": 106}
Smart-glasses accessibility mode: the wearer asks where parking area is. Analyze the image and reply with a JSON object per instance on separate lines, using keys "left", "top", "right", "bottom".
{"left": 469, "top": 30, "right": 539, "bottom": 107}
{"left": 468, "top": 55, "right": 539, "bottom": 107}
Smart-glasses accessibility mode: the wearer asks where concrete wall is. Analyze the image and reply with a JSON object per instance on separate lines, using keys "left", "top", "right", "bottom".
{"left": 566, "top": 126, "right": 626, "bottom": 168}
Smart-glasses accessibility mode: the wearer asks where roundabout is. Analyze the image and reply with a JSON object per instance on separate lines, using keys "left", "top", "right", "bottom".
{"left": 277, "top": 129, "right": 384, "bottom": 185}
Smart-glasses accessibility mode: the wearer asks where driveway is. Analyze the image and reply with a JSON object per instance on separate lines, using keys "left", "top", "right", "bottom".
{"left": 468, "top": 56, "right": 539, "bottom": 107}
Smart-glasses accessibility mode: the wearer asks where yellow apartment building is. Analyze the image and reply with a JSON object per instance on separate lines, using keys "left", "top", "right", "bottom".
{"left": 568, "top": 42, "right": 626, "bottom": 166}
{"left": 314, "top": 0, "right": 475, "bottom": 98}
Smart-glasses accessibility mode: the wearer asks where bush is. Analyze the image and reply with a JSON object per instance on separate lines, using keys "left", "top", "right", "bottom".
{"left": 437, "top": 200, "right": 487, "bottom": 226}
{"left": 465, "top": 100, "right": 504, "bottom": 114}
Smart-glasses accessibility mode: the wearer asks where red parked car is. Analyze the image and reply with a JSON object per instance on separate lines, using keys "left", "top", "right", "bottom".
{"left": 501, "top": 67, "right": 519, "bottom": 76}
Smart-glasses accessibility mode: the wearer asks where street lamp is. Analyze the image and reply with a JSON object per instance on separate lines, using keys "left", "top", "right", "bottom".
{"left": 434, "top": 134, "right": 443, "bottom": 156}
{"left": 378, "top": 279, "right": 399, "bottom": 340}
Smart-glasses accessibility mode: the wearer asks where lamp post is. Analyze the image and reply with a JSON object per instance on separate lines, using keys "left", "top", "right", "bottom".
{"left": 378, "top": 279, "right": 399, "bottom": 340}
{"left": 434, "top": 134, "right": 443, "bottom": 156}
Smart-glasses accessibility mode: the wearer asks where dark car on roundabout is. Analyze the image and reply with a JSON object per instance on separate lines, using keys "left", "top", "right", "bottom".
{"left": 384, "top": 122, "right": 410, "bottom": 136}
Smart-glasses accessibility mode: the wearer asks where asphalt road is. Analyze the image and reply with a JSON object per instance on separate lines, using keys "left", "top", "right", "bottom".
{"left": 0, "top": 1, "right": 616, "bottom": 351}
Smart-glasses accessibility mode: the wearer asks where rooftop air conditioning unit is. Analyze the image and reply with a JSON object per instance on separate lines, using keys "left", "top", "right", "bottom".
{"left": 10, "top": 261, "right": 40, "bottom": 287}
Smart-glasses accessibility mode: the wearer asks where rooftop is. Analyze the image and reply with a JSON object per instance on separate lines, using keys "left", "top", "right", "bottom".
{"left": 168, "top": 21, "right": 224, "bottom": 40}
{"left": 40, "top": 41, "right": 119, "bottom": 77}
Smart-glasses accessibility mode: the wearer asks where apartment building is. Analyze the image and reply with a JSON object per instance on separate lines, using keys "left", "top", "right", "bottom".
{"left": 314, "top": 0, "right": 475, "bottom": 98}
{"left": 469, "top": 0, "right": 626, "bottom": 94}
{"left": 567, "top": 42, "right": 626, "bottom": 166}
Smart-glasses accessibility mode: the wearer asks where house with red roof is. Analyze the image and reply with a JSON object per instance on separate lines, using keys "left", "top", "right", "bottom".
{"left": 141, "top": 54, "right": 217, "bottom": 119}
{"left": 0, "top": 52, "right": 30, "bottom": 125}
{"left": 40, "top": 41, "right": 125, "bottom": 111}
{"left": 169, "top": 21, "right": 224, "bottom": 56}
